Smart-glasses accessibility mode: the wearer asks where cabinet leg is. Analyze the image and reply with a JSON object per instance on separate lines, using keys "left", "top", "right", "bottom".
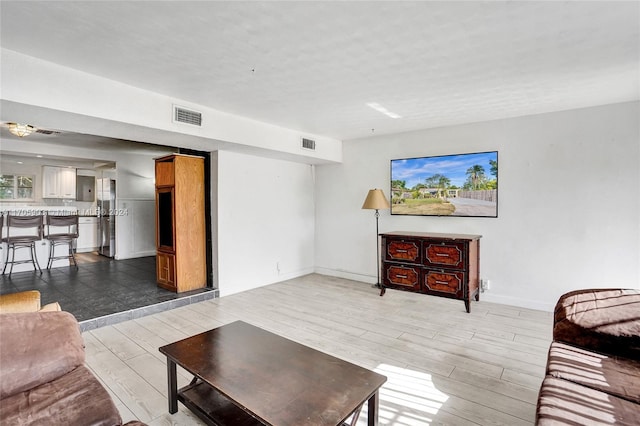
{"left": 464, "top": 299, "right": 470, "bottom": 313}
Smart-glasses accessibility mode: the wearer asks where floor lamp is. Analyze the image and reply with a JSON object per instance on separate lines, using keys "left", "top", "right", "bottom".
{"left": 362, "top": 189, "right": 390, "bottom": 296}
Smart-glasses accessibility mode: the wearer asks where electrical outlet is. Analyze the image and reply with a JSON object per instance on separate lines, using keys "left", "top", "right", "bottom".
{"left": 480, "top": 279, "right": 491, "bottom": 292}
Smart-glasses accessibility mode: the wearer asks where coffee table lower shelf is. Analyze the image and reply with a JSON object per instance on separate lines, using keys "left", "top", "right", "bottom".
{"left": 178, "top": 380, "right": 263, "bottom": 426}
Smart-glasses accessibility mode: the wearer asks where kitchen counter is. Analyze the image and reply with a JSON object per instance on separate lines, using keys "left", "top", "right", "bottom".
{"left": 0, "top": 205, "right": 79, "bottom": 214}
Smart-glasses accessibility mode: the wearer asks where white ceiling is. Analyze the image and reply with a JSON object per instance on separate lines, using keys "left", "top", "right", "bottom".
{"left": 0, "top": 1, "right": 638, "bottom": 141}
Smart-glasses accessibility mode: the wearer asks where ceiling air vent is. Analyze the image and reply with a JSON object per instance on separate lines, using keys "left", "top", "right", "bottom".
{"left": 35, "top": 129, "right": 61, "bottom": 135}
{"left": 301, "top": 138, "right": 316, "bottom": 151}
{"left": 173, "top": 105, "right": 202, "bottom": 126}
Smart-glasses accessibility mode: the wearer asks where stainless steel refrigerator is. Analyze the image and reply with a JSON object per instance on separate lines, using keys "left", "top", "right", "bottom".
{"left": 97, "top": 178, "right": 116, "bottom": 257}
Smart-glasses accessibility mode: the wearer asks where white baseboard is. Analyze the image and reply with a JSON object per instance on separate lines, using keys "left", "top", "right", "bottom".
{"left": 276, "top": 267, "right": 315, "bottom": 282}
{"left": 479, "top": 292, "right": 554, "bottom": 312}
{"left": 314, "top": 267, "right": 375, "bottom": 284}
{"left": 314, "top": 267, "right": 555, "bottom": 312}
{"left": 116, "top": 250, "right": 156, "bottom": 260}
{"left": 77, "top": 247, "right": 98, "bottom": 253}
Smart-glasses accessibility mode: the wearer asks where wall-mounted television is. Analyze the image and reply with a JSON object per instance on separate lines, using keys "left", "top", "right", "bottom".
{"left": 390, "top": 151, "right": 498, "bottom": 217}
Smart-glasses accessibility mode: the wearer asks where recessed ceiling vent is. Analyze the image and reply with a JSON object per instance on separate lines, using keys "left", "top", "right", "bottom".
{"left": 301, "top": 138, "right": 316, "bottom": 151}
{"left": 173, "top": 105, "right": 202, "bottom": 126}
{"left": 35, "top": 129, "right": 61, "bottom": 135}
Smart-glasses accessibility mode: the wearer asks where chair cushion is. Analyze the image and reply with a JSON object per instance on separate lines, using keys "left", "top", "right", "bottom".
{"left": 0, "top": 312, "right": 84, "bottom": 398}
{"left": 6, "top": 235, "right": 41, "bottom": 243}
{"left": 547, "top": 341, "right": 640, "bottom": 403}
{"left": 0, "top": 365, "right": 123, "bottom": 426}
{"left": 47, "top": 233, "right": 78, "bottom": 240}
{"left": 536, "top": 376, "right": 640, "bottom": 425}
{"left": 553, "top": 288, "right": 640, "bottom": 358}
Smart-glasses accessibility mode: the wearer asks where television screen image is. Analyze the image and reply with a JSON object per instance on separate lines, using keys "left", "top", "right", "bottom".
{"left": 390, "top": 151, "right": 498, "bottom": 217}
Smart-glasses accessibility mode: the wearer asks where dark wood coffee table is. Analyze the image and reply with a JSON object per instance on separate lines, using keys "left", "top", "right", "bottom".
{"left": 159, "top": 321, "right": 387, "bottom": 426}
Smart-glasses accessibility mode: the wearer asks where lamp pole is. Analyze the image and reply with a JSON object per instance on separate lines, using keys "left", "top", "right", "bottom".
{"left": 374, "top": 208, "right": 385, "bottom": 296}
{"left": 361, "top": 188, "right": 390, "bottom": 297}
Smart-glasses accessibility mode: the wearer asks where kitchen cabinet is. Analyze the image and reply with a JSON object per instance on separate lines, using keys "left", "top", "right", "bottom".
{"left": 42, "top": 166, "right": 76, "bottom": 199}
{"left": 42, "top": 166, "right": 59, "bottom": 198}
{"left": 77, "top": 217, "right": 99, "bottom": 252}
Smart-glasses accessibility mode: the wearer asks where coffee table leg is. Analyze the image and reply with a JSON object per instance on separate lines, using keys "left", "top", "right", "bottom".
{"left": 167, "top": 359, "right": 178, "bottom": 414}
{"left": 368, "top": 390, "right": 380, "bottom": 426}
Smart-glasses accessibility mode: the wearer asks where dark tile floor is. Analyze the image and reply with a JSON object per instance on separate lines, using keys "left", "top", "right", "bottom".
{"left": 0, "top": 253, "right": 213, "bottom": 323}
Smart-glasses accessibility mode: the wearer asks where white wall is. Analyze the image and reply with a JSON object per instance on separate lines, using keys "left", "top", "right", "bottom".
{"left": 114, "top": 152, "right": 162, "bottom": 259}
{"left": 315, "top": 101, "right": 640, "bottom": 311}
{"left": 216, "top": 150, "right": 315, "bottom": 296}
{"left": 0, "top": 154, "right": 96, "bottom": 203}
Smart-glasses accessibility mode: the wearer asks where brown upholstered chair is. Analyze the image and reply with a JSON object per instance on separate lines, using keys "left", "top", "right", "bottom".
{"left": 0, "top": 311, "right": 146, "bottom": 425}
{"left": 536, "top": 288, "right": 640, "bottom": 425}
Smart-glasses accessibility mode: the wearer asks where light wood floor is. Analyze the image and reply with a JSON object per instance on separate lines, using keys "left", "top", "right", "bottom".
{"left": 84, "top": 274, "right": 553, "bottom": 425}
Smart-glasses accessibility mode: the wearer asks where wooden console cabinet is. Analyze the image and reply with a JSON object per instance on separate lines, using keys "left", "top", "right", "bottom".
{"left": 155, "top": 154, "right": 206, "bottom": 292}
{"left": 380, "top": 231, "right": 481, "bottom": 312}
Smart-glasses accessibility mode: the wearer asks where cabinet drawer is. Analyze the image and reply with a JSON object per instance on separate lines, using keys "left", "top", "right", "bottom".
{"left": 423, "top": 241, "right": 465, "bottom": 269}
{"left": 383, "top": 264, "right": 421, "bottom": 292}
{"left": 423, "top": 270, "right": 464, "bottom": 298}
{"left": 385, "top": 239, "right": 421, "bottom": 263}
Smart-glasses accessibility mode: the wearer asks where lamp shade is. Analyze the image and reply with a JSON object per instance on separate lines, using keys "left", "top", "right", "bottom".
{"left": 362, "top": 189, "right": 390, "bottom": 210}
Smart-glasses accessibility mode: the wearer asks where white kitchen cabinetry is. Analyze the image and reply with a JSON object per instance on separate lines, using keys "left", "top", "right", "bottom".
{"left": 42, "top": 166, "right": 60, "bottom": 198}
{"left": 77, "top": 217, "right": 99, "bottom": 252}
{"left": 59, "top": 168, "right": 76, "bottom": 198}
{"left": 42, "top": 166, "right": 76, "bottom": 199}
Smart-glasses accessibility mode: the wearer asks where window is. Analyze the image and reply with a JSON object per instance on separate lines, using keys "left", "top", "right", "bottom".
{"left": 0, "top": 174, "right": 34, "bottom": 200}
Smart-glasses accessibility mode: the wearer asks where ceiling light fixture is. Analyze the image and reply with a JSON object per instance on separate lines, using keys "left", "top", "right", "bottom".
{"left": 8, "top": 122, "right": 35, "bottom": 137}
{"left": 366, "top": 102, "right": 401, "bottom": 119}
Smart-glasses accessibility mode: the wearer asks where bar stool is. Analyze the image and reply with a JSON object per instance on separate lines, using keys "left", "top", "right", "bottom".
{"left": 45, "top": 214, "right": 79, "bottom": 269}
{"left": 2, "top": 213, "right": 44, "bottom": 276}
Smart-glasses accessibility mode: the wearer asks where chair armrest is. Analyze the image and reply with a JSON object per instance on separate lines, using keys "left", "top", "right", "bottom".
{"left": 554, "top": 288, "right": 640, "bottom": 357}
{"left": 0, "top": 290, "right": 41, "bottom": 313}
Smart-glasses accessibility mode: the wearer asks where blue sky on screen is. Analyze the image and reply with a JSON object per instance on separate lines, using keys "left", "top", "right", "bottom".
{"left": 391, "top": 152, "right": 497, "bottom": 188}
